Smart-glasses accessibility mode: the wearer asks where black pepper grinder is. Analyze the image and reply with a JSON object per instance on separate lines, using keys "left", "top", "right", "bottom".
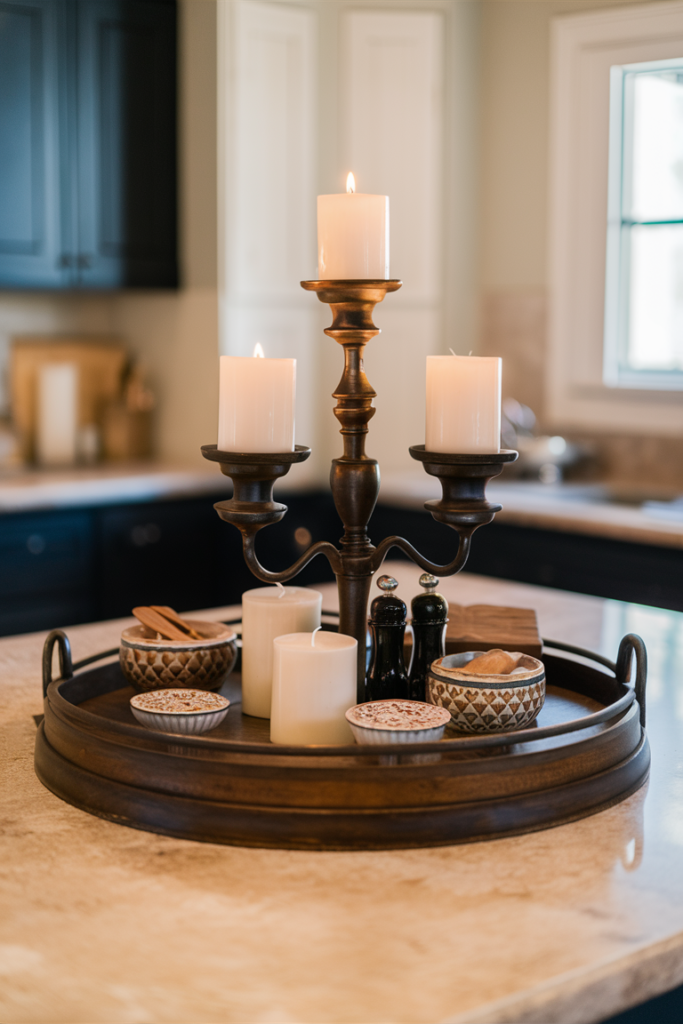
{"left": 365, "top": 575, "right": 410, "bottom": 702}
{"left": 408, "top": 573, "right": 448, "bottom": 702}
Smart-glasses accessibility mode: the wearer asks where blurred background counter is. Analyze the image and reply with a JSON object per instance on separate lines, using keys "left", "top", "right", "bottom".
{"left": 2, "top": 463, "right": 683, "bottom": 638}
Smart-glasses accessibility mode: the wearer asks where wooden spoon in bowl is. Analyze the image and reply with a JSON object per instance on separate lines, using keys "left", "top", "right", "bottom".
{"left": 150, "top": 606, "right": 203, "bottom": 640}
{"left": 132, "top": 606, "right": 202, "bottom": 642}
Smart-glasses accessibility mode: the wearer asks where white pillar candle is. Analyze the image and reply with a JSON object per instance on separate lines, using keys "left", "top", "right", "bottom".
{"left": 241, "top": 586, "right": 322, "bottom": 718}
{"left": 218, "top": 346, "right": 295, "bottom": 453}
{"left": 425, "top": 354, "right": 502, "bottom": 455}
{"left": 271, "top": 631, "right": 357, "bottom": 745}
{"left": 36, "top": 362, "right": 79, "bottom": 466}
{"left": 317, "top": 173, "right": 389, "bottom": 280}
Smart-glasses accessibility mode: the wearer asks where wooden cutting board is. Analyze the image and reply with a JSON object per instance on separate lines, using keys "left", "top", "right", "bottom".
{"left": 10, "top": 336, "right": 127, "bottom": 460}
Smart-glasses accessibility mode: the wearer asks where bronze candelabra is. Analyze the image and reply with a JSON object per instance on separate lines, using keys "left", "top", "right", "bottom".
{"left": 202, "top": 280, "right": 517, "bottom": 700}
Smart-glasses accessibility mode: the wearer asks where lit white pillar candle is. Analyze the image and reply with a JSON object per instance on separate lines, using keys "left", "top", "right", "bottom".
{"left": 318, "top": 173, "right": 389, "bottom": 280}
{"left": 271, "top": 630, "right": 357, "bottom": 745}
{"left": 425, "top": 354, "right": 502, "bottom": 454}
{"left": 36, "top": 362, "right": 79, "bottom": 466}
{"left": 241, "top": 586, "right": 322, "bottom": 718}
{"left": 218, "top": 345, "right": 295, "bottom": 453}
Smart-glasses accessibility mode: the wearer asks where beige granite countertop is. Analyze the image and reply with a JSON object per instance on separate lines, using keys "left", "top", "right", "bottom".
{"left": 0, "top": 462, "right": 232, "bottom": 512}
{"left": 2, "top": 563, "right": 683, "bottom": 1023}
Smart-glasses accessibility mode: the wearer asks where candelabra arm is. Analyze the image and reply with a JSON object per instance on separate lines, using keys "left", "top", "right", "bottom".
{"left": 240, "top": 534, "right": 341, "bottom": 584}
{"left": 370, "top": 531, "right": 473, "bottom": 577}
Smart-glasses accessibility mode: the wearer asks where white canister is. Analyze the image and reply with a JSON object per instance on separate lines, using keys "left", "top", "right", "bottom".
{"left": 241, "top": 586, "right": 322, "bottom": 718}
{"left": 270, "top": 631, "right": 357, "bottom": 745}
{"left": 36, "top": 362, "right": 79, "bottom": 466}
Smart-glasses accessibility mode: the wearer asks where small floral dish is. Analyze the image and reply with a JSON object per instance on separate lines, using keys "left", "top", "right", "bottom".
{"left": 120, "top": 620, "right": 237, "bottom": 692}
{"left": 345, "top": 700, "right": 451, "bottom": 745}
{"left": 129, "top": 688, "right": 230, "bottom": 735}
{"left": 427, "top": 651, "right": 546, "bottom": 734}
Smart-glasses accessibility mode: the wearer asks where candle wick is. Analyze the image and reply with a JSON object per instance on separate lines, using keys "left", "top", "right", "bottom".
{"left": 311, "top": 626, "right": 322, "bottom": 647}
{"left": 468, "top": 350, "right": 473, "bottom": 356}
{"left": 449, "top": 348, "right": 456, "bottom": 357}
{"left": 275, "top": 583, "right": 286, "bottom": 599}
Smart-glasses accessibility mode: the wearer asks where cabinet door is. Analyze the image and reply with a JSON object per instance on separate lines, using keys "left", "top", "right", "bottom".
{"left": 75, "top": 0, "right": 178, "bottom": 288}
{"left": 0, "top": 510, "right": 95, "bottom": 636}
{"left": 96, "top": 497, "right": 248, "bottom": 620}
{"left": 0, "top": 0, "right": 71, "bottom": 287}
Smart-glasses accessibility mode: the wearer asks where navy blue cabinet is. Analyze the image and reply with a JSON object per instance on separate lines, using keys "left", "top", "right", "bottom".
{"left": 0, "top": 0, "right": 177, "bottom": 290}
{"left": 0, "top": 509, "right": 95, "bottom": 634}
{"left": 0, "top": 491, "right": 340, "bottom": 637}
{"left": 0, "top": 0, "right": 68, "bottom": 287}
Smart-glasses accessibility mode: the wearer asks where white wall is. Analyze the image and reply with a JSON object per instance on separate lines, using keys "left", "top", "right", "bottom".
{"left": 218, "top": 0, "right": 481, "bottom": 484}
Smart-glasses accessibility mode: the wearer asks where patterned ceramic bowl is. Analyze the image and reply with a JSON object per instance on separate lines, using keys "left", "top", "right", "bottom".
{"left": 345, "top": 700, "right": 451, "bottom": 745}
{"left": 130, "top": 688, "right": 230, "bottom": 735}
{"left": 427, "top": 651, "right": 546, "bottom": 734}
{"left": 120, "top": 620, "right": 237, "bottom": 692}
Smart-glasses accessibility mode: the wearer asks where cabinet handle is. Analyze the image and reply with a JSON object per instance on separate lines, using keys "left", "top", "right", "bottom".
{"left": 26, "top": 534, "right": 46, "bottom": 555}
{"left": 131, "top": 523, "right": 162, "bottom": 547}
{"left": 77, "top": 254, "right": 93, "bottom": 269}
{"left": 294, "top": 526, "right": 312, "bottom": 549}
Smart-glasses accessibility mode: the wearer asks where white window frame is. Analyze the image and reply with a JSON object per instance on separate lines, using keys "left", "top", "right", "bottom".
{"left": 604, "top": 56, "right": 683, "bottom": 390}
{"left": 548, "top": 0, "right": 683, "bottom": 434}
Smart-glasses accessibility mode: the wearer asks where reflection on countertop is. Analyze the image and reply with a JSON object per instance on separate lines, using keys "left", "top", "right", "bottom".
{"left": 379, "top": 471, "right": 683, "bottom": 550}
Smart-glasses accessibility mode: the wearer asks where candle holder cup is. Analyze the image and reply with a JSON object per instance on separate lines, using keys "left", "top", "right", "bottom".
{"left": 201, "top": 445, "right": 312, "bottom": 528}
{"left": 203, "top": 280, "right": 517, "bottom": 699}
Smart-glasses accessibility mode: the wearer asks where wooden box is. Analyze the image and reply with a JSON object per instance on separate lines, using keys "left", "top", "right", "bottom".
{"left": 445, "top": 604, "right": 542, "bottom": 658}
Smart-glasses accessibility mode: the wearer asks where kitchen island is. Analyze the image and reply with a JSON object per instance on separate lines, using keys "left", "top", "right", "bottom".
{"left": 2, "top": 563, "right": 682, "bottom": 1023}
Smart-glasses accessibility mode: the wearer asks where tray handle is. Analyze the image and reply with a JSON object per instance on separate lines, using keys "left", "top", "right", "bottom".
{"left": 42, "top": 630, "right": 73, "bottom": 698}
{"left": 616, "top": 633, "right": 647, "bottom": 730}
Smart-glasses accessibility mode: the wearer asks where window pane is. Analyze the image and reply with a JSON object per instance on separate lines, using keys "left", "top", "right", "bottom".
{"left": 629, "top": 71, "right": 683, "bottom": 221}
{"left": 626, "top": 223, "right": 683, "bottom": 371}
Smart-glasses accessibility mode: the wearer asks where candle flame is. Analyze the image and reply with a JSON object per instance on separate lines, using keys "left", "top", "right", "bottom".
{"left": 346, "top": 172, "right": 355, "bottom": 194}
{"left": 253, "top": 343, "right": 265, "bottom": 358}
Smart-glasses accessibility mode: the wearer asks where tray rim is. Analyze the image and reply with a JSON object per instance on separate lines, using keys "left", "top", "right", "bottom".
{"left": 44, "top": 636, "right": 636, "bottom": 758}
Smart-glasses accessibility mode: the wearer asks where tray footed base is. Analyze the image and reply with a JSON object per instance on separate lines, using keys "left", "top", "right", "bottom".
{"left": 35, "top": 643, "right": 650, "bottom": 851}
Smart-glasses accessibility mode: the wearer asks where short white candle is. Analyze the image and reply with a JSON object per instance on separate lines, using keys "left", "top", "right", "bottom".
{"left": 425, "top": 354, "right": 502, "bottom": 454}
{"left": 270, "top": 631, "right": 357, "bottom": 745}
{"left": 241, "top": 586, "right": 322, "bottom": 718}
{"left": 317, "top": 173, "right": 389, "bottom": 280}
{"left": 218, "top": 345, "right": 295, "bottom": 453}
{"left": 36, "top": 362, "right": 79, "bottom": 466}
